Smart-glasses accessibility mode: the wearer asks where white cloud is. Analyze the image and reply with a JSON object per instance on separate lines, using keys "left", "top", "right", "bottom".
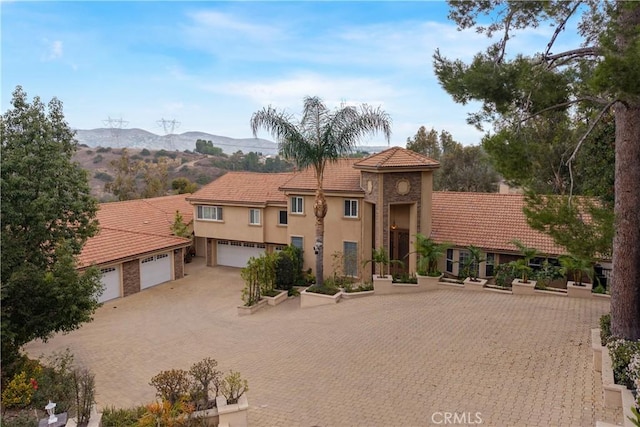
{"left": 43, "top": 39, "right": 63, "bottom": 60}
{"left": 205, "top": 72, "right": 397, "bottom": 110}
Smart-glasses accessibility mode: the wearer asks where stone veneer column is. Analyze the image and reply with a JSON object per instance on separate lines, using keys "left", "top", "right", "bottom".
{"left": 122, "top": 259, "right": 141, "bottom": 297}
{"left": 173, "top": 248, "right": 184, "bottom": 279}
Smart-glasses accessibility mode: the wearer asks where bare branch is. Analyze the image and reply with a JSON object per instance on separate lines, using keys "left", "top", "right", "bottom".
{"left": 544, "top": 2, "right": 581, "bottom": 60}
{"left": 495, "top": 9, "right": 515, "bottom": 64}
{"left": 568, "top": 99, "right": 617, "bottom": 164}
{"left": 566, "top": 99, "right": 617, "bottom": 203}
{"left": 543, "top": 46, "right": 600, "bottom": 67}
{"left": 518, "top": 96, "right": 610, "bottom": 123}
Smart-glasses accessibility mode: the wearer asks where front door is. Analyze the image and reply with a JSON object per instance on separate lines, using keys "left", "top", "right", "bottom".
{"left": 389, "top": 228, "right": 410, "bottom": 277}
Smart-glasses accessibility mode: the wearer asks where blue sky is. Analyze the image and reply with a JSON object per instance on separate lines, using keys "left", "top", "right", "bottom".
{"left": 1, "top": 1, "right": 580, "bottom": 147}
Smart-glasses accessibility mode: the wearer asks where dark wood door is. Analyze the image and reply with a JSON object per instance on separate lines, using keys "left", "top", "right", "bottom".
{"left": 389, "top": 228, "right": 410, "bottom": 277}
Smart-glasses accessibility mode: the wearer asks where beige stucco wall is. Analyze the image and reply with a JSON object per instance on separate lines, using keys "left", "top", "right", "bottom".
{"left": 287, "top": 193, "right": 363, "bottom": 278}
{"left": 193, "top": 205, "right": 265, "bottom": 242}
{"left": 264, "top": 206, "right": 288, "bottom": 244}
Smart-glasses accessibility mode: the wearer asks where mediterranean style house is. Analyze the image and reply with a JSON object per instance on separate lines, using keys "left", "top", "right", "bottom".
{"left": 186, "top": 146, "right": 591, "bottom": 281}
{"left": 83, "top": 146, "right": 609, "bottom": 302}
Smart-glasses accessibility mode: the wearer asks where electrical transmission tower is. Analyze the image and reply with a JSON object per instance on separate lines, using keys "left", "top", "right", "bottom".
{"left": 102, "top": 116, "right": 129, "bottom": 148}
{"left": 157, "top": 118, "right": 181, "bottom": 151}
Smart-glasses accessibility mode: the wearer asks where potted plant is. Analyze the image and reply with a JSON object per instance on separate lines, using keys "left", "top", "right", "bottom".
{"left": 363, "top": 246, "right": 403, "bottom": 279}
{"left": 363, "top": 246, "right": 403, "bottom": 294}
{"left": 509, "top": 239, "right": 538, "bottom": 295}
{"left": 462, "top": 245, "right": 487, "bottom": 290}
{"left": 406, "top": 234, "right": 450, "bottom": 290}
{"left": 560, "top": 254, "right": 594, "bottom": 298}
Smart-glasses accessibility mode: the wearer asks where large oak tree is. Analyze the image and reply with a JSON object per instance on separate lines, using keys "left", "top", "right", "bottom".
{"left": 434, "top": 1, "right": 640, "bottom": 339}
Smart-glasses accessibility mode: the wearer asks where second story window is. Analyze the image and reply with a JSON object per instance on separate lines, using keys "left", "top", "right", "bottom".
{"left": 197, "top": 205, "right": 223, "bottom": 221}
{"left": 344, "top": 199, "right": 358, "bottom": 218}
{"left": 291, "top": 196, "right": 304, "bottom": 214}
{"left": 279, "top": 210, "right": 288, "bottom": 225}
{"left": 249, "top": 209, "right": 261, "bottom": 225}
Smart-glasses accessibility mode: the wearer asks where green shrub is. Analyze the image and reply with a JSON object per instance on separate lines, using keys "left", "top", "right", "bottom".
{"left": 92, "top": 154, "right": 104, "bottom": 164}
{"left": 600, "top": 313, "right": 612, "bottom": 346}
{"left": 140, "top": 148, "right": 151, "bottom": 156}
{"left": 94, "top": 171, "right": 113, "bottom": 182}
{"left": 96, "top": 147, "right": 111, "bottom": 153}
{"left": 1, "top": 371, "right": 36, "bottom": 409}
{"left": 86, "top": 150, "right": 94, "bottom": 155}
{"left": 220, "top": 371, "right": 248, "bottom": 405}
{"left": 306, "top": 283, "right": 339, "bottom": 295}
{"left": 101, "top": 405, "right": 147, "bottom": 427}
{"left": 607, "top": 339, "right": 640, "bottom": 389}
{"left": 0, "top": 411, "right": 39, "bottom": 427}
{"left": 494, "top": 263, "right": 516, "bottom": 288}
{"left": 31, "top": 350, "right": 76, "bottom": 413}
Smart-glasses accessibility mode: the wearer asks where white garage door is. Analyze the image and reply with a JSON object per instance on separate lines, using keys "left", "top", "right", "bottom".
{"left": 140, "top": 253, "right": 172, "bottom": 290}
{"left": 217, "top": 241, "right": 266, "bottom": 268}
{"left": 99, "top": 266, "right": 121, "bottom": 303}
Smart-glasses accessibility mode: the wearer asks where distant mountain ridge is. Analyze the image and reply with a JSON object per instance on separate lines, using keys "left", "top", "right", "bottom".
{"left": 74, "top": 128, "right": 279, "bottom": 155}
{"left": 73, "top": 128, "right": 392, "bottom": 155}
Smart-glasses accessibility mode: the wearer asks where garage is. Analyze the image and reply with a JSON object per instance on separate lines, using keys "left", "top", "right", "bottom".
{"left": 99, "top": 266, "right": 121, "bottom": 303}
{"left": 140, "top": 252, "right": 172, "bottom": 289}
{"left": 217, "top": 240, "right": 266, "bottom": 268}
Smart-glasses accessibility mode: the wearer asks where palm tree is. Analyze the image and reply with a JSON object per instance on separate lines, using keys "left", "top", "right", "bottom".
{"left": 509, "top": 239, "right": 539, "bottom": 283}
{"left": 409, "top": 233, "right": 451, "bottom": 276}
{"left": 251, "top": 96, "right": 391, "bottom": 287}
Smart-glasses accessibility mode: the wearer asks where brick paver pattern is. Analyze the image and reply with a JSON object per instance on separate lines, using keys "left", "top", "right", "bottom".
{"left": 26, "top": 260, "right": 622, "bottom": 426}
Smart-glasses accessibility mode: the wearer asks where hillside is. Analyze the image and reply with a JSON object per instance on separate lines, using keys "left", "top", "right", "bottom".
{"left": 74, "top": 146, "right": 226, "bottom": 201}
{"left": 74, "top": 128, "right": 279, "bottom": 155}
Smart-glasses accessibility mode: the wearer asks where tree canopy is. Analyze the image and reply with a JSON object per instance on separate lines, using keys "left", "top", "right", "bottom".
{"left": 251, "top": 96, "right": 391, "bottom": 286}
{"left": 1, "top": 86, "right": 103, "bottom": 368}
{"left": 434, "top": 0, "right": 640, "bottom": 339}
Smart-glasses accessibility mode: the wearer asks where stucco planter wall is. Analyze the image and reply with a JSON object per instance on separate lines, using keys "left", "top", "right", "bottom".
{"left": 237, "top": 298, "right": 267, "bottom": 316}
{"left": 341, "top": 290, "right": 375, "bottom": 299}
{"left": 592, "top": 329, "right": 639, "bottom": 427}
{"left": 216, "top": 395, "right": 249, "bottom": 427}
{"left": 512, "top": 279, "right": 536, "bottom": 296}
{"left": 300, "top": 288, "right": 342, "bottom": 308}
{"left": 372, "top": 275, "right": 394, "bottom": 295}
{"left": 417, "top": 274, "right": 442, "bottom": 290}
{"left": 463, "top": 277, "right": 487, "bottom": 291}
{"left": 592, "top": 328, "right": 603, "bottom": 373}
{"left": 263, "top": 290, "right": 288, "bottom": 306}
{"left": 65, "top": 405, "right": 101, "bottom": 427}
{"left": 188, "top": 395, "right": 249, "bottom": 427}
{"left": 567, "top": 281, "right": 593, "bottom": 299}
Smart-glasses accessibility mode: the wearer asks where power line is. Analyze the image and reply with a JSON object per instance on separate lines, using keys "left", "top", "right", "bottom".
{"left": 102, "top": 116, "right": 129, "bottom": 148}
{"left": 157, "top": 118, "right": 181, "bottom": 151}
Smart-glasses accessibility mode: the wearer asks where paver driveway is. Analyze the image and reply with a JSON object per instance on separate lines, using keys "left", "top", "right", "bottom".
{"left": 26, "top": 259, "right": 621, "bottom": 426}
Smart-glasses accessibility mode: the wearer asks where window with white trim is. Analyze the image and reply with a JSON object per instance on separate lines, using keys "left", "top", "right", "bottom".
{"left": 278, "top": 210, "right": 288, "bottom": 225}
{"left": 291, "top": 236, "right": 303, "bottom": 250}
{"left": 291, "top": 196, "right": 303, "bottom": 214}
{"left": 344, "top": 241, "right": 358, "bottom": 277}
{"left": 249, "top": 209, "right": 261, "bottom": 225}
{"left": 197, "top": 205, "right": 223, "bottom": 221}
{"left": 344, "top": 199, "right": 358, "bottom": 218}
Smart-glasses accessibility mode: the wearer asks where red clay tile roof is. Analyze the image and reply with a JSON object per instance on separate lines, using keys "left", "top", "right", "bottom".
{"left": 79, "top": 195, "right": 193, "bottom": 267}
{"left": 431, "top": 192, "right": 566, "bottom": 256}
{"left": 279, "top": 159, "right": 363, "bottom": 194}
{"left": 188, "top": 172, "right": 291, "bottom": 205}
{"left": 354, "top": 146, "right": 440, "bottom": 170}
